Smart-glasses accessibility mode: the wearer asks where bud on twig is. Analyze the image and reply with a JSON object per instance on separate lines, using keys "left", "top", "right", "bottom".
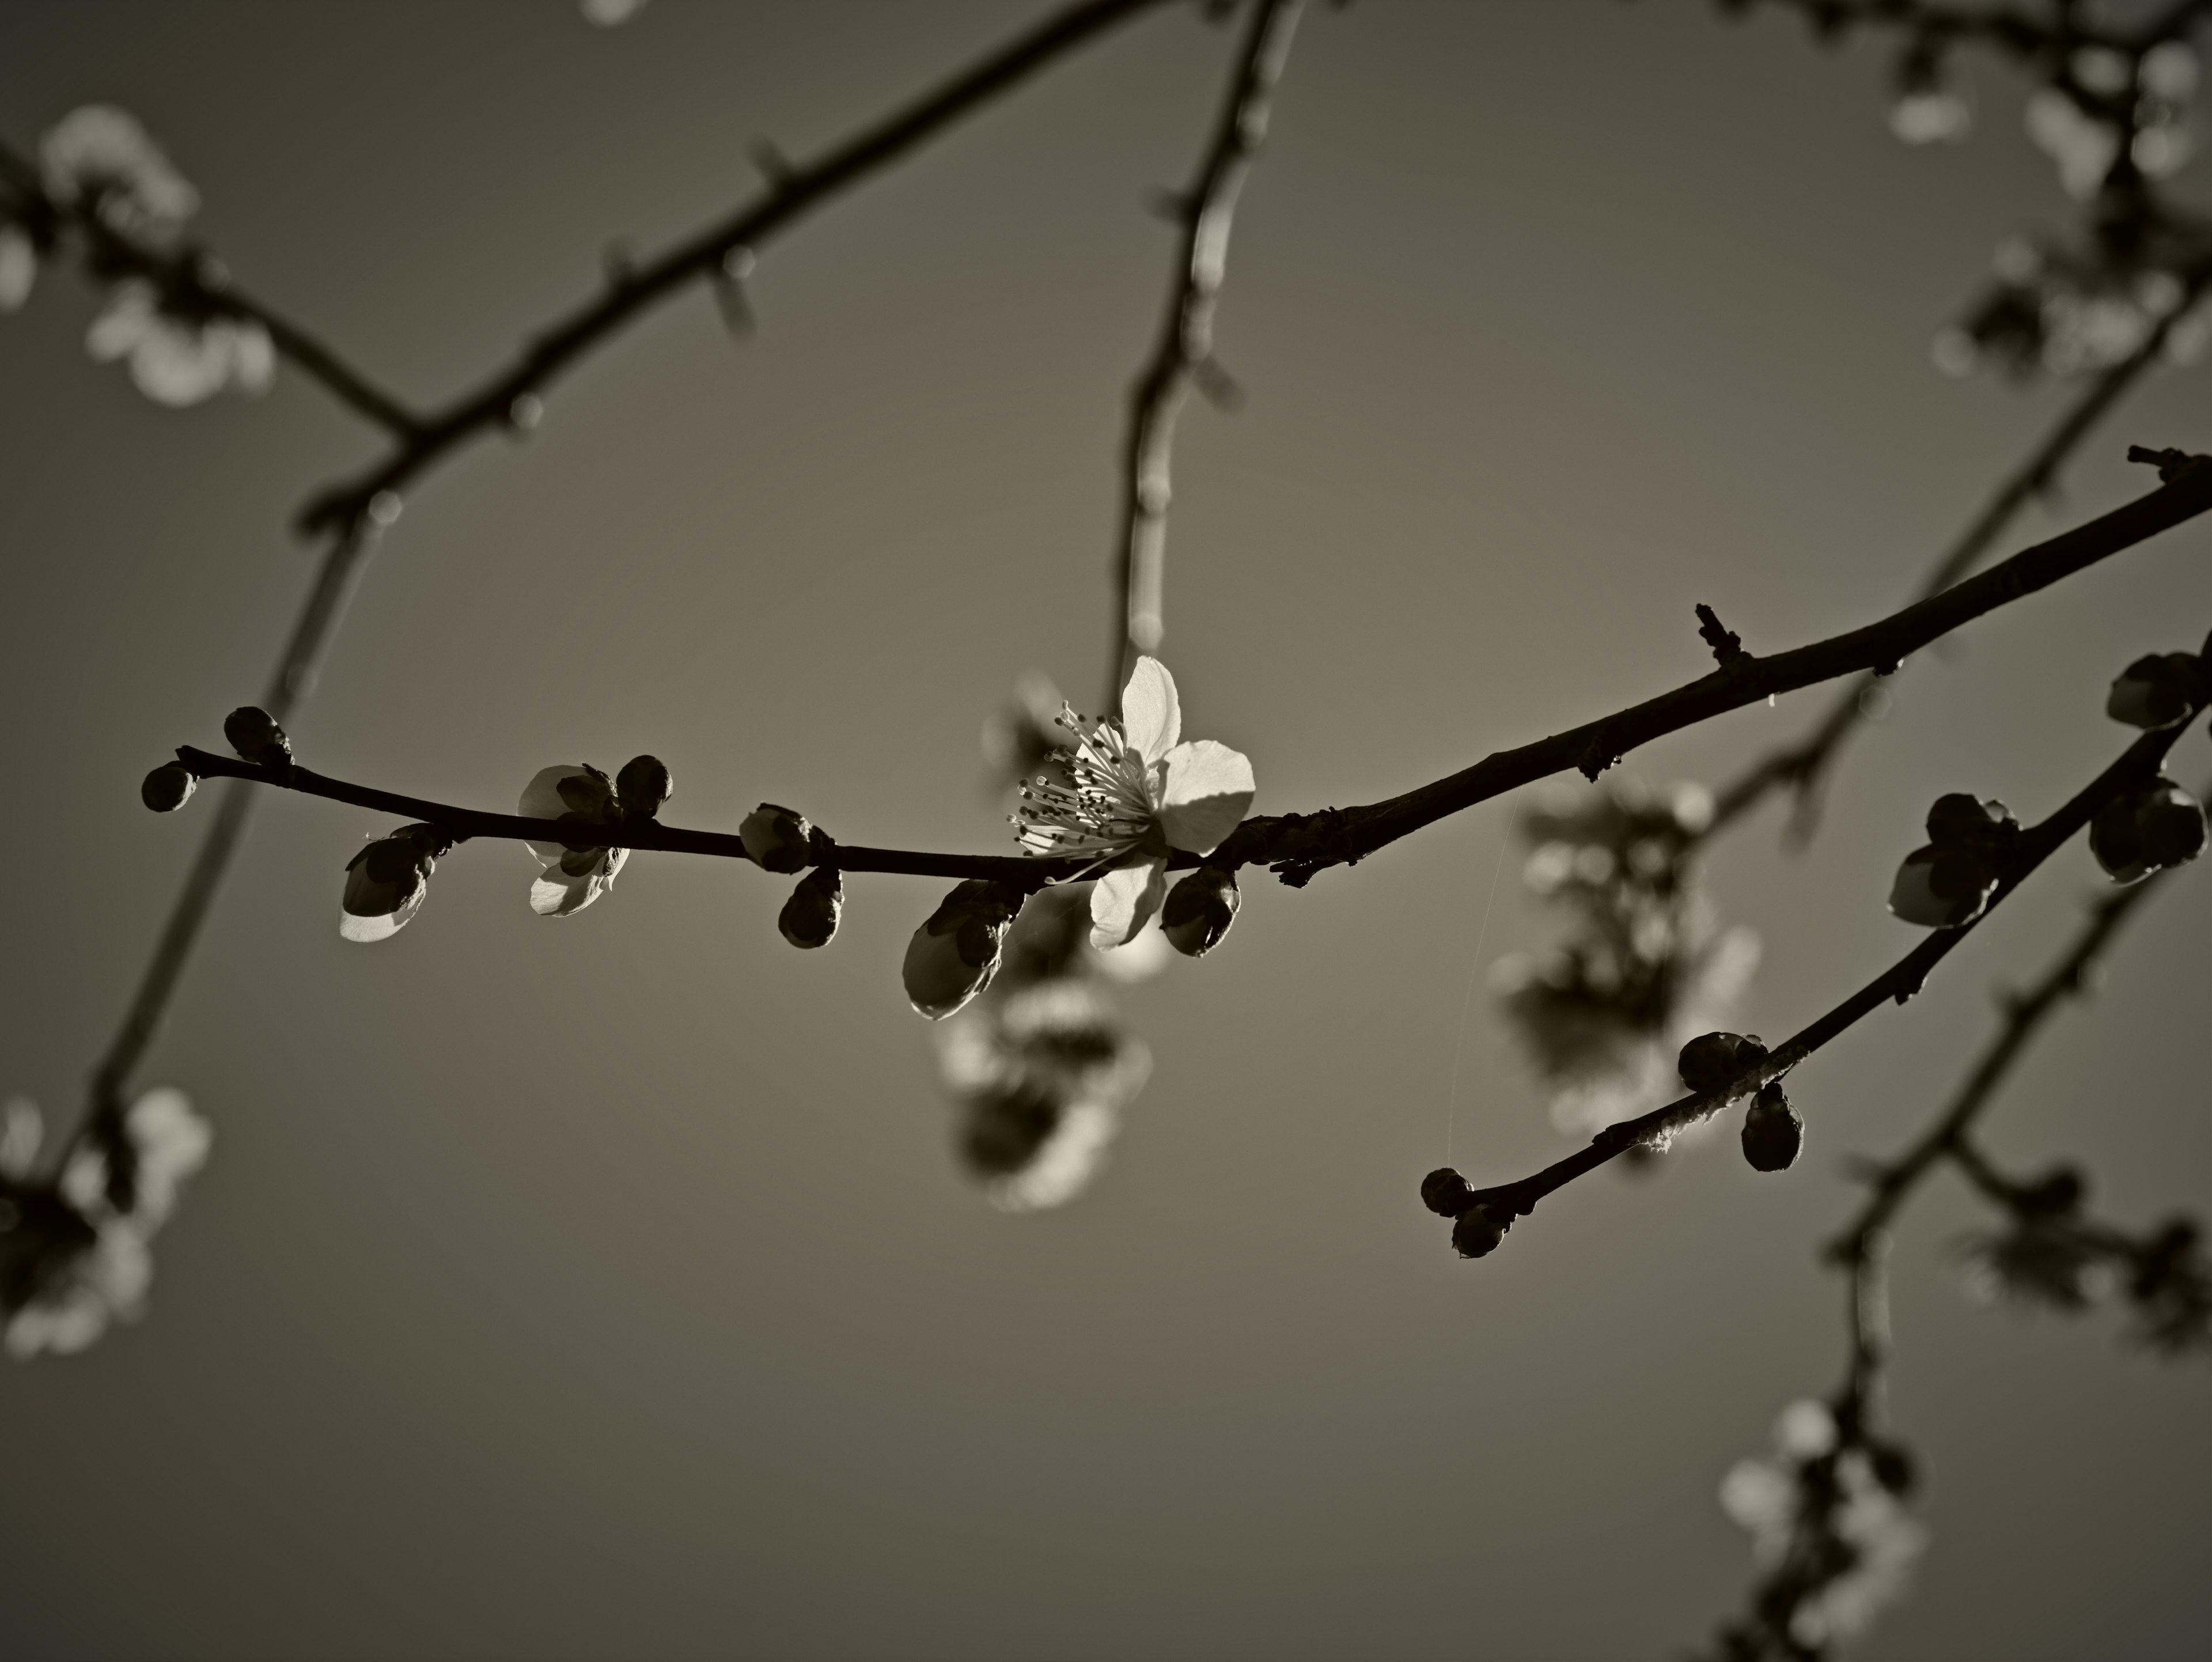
{"left": 2091, "top": 778, "right": 2207, "bottom": 884}
{"left": 1678, "top": 1031, "right": 1769, "bottom": 1093}
{"left": 222, "top": 705, "right": 292, "bottom": 772}
{"left": 615, "top": 754, "right": 673, "bottom": 820}
{"left": 1161, "top": 865, "right": 1240, "bottom": 957}
{"left": 339, "top": 823, "right": 450, "bottom": 943}
{"left": 778, "top": 865, "right": 843, "bottom": 950}
{"left": 2106, "top": 652, "right": 2205, "bottom": 730}
{"left": 1419, "top": 1166, "right": 1475, "bottom": 1219}
{"left": 902, "top": 880, "right": 1025, "bottom": 1019}
{"left": 740, "top": 802, "right": 813, "bottom": 873}
{"left": 140, "top": 762, "right": 197, "bottom": 812}
{"left": 1452, "top": 1202, "right": 1511, "bottom": 1259}
{"left": 1740, "top": 1080, "right": 1803, "bottom": 1173}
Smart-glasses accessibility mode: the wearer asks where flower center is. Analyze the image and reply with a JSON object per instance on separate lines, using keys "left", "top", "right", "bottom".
{"left": 1012, "top": 705, "right": 1161, "bottom": 863}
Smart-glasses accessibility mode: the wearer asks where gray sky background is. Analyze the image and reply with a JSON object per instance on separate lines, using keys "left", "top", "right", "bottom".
{"left": 2, "top": 3, "right": 2208, "bottom": 1657}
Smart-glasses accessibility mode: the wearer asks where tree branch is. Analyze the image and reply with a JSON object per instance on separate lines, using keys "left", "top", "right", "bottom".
{"left": 1705, "top": 258, "right": 2212, "bottom": 844}
{"left": 1105, "top": 0, "right": 1302, "bottom": 707}
{"left": 296, "top": 0, "right": 1179, "bottom": 537}
{"left": 1433, "top": 713, "right": 2199, "bottom": 1245}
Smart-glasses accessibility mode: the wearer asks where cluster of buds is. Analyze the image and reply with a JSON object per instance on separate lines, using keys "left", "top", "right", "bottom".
{"left": 1887, "top": 793, "right": 2021, "bottom": 928}
{"left": 1493, "top": 782, "right": 1760, "bottom": 1141}
{"left": 737, "top": 802, "right": 846, "bottom": 951}
{"left": 1959, "top": 1163, "right": 2211, "bottom": 1354}
{"left": 0, "top": 1088, "right": 211, "bottom": 1359}
{"left": 514, "top": 754, "right": 670, "bottom": 919}
{"left": 1417, "top": 1166, "right": 1516, "bottom": 1260}
{"left": 931, "top": 887, "right": 1158, "bottom": 1210}
{"left": 1709, "top": 1398, "right": 1926, "bottom": 1659}
{"left": 1677, "top": 1031, "right": 1800, "bottom": 1174}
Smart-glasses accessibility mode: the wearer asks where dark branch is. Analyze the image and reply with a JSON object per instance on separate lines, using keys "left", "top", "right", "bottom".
{"left": 1703, "top": 256, "right": 2212, "bottom": 844}
{"left": 1105, "top": 0, "right": 1302, "bottom": 708}
{"left": 297, "top": 0, "right": 1179, "bottom": 537}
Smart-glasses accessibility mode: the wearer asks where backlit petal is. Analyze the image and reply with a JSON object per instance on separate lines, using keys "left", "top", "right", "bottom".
{"left": 520, "top": 764, "right": 590, "bottom": 862}
{"left": 339, "top": 885, "right": 426, "bottom": 942}
{"left": 1157, "top": 739, "right": 1254, "bottom": 854}
{"left": 1119, "top": 656, "right": 1181, "bottom": 764}
{"left": 1089, "top": 857, "right": 1167, "bottom": 949}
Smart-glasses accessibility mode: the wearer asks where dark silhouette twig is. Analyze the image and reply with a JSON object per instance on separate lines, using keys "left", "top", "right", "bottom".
{"left": 1105, "top": 0, "right": 1302, "bottom": 709}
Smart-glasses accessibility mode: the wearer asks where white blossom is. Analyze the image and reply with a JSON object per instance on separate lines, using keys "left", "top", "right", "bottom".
{"left": 0, "top": 226, "right": 35, "bottom": 312}
{"left": 519, "top": 765, "right": 630, "bottom": 917}
{"left": 39, "top": 105, "right": 199, "bottom": 234}
{"left": 85, "top": 280, "right": 274, "bottom": 407}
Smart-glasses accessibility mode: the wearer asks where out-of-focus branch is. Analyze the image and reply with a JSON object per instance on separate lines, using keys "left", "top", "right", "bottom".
{"left": 1736, "top": 0, "right": 2212, "bottom": 57}
{"left": 1705, "top": 262, "right": 2212, "bottom": 845}
{"left": 297, "top": 0, "right": 1179, "bottom": 536}
{"left": 0, "top": 139, "right": 422, "bottom": 437}
{"left": 1435, "top": 713, "right": 2198, "bottom": 1241}
{"left": 1105, "top": 0, "right": 1302, "bottom": 709}
{"left": 1218, "top": 453, "right": 2212, "bottom": 883}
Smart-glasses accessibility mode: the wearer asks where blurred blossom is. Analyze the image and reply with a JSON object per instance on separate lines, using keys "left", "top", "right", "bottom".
{"left": 2141, "top": 41, "right": 2200, "bottom": 104}
{"left": 1949, "top": 234, "right": 2207, "bottom": 381}
{"left": 1716, "top": 1400, "right": 1927, "bottom": 1653}
{"left": 0, "top": 225, "right": 36, "bottom": 311}
{"left": 85, "top": 281, "right": 274, "bottom": 406}
{"left": 39, "top": 105, "right": 199, "bottom": 234}
{"left": 519, "top": 764, "right": 630, "bottom": 917}
{"left": 2024, "top": 88, "right": 2118, "bottom": 199}
{"left": 581, "top": 0, "right": 649, "bottom": 24}
{"left": 1889, "top": 88, "right": 1969, "bottom": 146}
{"left": 1491, "top": 781, "right": 1760, "bottom": 1141}
{"left": 1, "top": 1089, "right": 210, "bottom": 1360}
{"left": 933, "top": 887, "right": 1154, "bottom": 1210}
{"left": 1013, "top": 656, "right": 1254, "bottom": 949}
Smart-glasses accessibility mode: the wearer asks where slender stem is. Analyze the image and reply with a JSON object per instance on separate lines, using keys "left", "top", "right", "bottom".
{"left": 1704, "top": 260, "right": 2212, "bottom": 843}
{"left": 1449, "top": 717, "right": 2194, "bottom": 1232}
{"left": 1105, "top": 0, "right": 1303, "bottom": 709}
{"left": 296, "top": 0, "right": 1178, "bottom": 536}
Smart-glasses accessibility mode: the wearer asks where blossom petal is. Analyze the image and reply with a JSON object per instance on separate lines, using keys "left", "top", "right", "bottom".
{"left": 520, "top": 764, "right": 591, "bottom": 862}
{"left": 340, "top": 884, "right": 427, "bottom": 942}
{"left": 1089, "top": 856, "right": 1167, "bottom": 949}
{"left": 85, "top": 285, "right": 156, "bottom": 362}
{"left": 1156, "top": 739, "right": 1254, "bottom": 854}
{"left": 1119, "top": 656, "right": 1180, "bottom": 763}
{"left": 529, "top": 847, "right": 627, "bottom": 917}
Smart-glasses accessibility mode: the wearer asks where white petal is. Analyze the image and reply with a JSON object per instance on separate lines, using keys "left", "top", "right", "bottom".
{"left": 1156, "top": 739, "right": 1254, "bottom": 854}
{"left": 0, "top": 228, "right": 35, "bottom": 312}
{"left": 85, "top": 284, "right": 156, "bottom": 362}
{"left": 520, "top": 764, "right": 590, "bottom": 862}
{"left": 229, "top": 320, "right": 275, "bottom": 393}
{"left": 128, "top": 322, "right": 229, "bottom": 406}
{"left": 1089, "top": 857, "right": 1167, "bottom": 949}
{"left": 1119, "top": 656, "right": 1180, "bottom": 763}
{"left": 340, "top": 885, "right": 427, "bottom": 942}
{"left": 530, "top": 873, "right": 590, "bottom": 916}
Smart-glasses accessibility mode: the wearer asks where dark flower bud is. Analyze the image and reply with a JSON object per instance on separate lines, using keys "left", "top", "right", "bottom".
{"left": 1740, "top": 1080, "right": 1803, "bottom": 1173}
{"left": 1888, "top": 843, "right": 1996, "bottom": 926}
{"left": 902, "top": 880, "right": 1025, "bottom": 1019}
{"left": 1420, "top": 1167, "right": 1475, "bottom": 1219}
{"left": 2017, "top": 1165, "right": 2085, "bottom": 1216}
{"left": 1678, "top": 1031, "right": 1768, "bottom": 1093}
{"left": 2106, "top": 652, "right": 2204, "bottom": 730}
{"left": 1925, "top": 793, "right": 2019, "bottom": 855}
{"left": 2130, "top": 1218, "right": 2200, "bottom": 1301}
{"left": 615, "top": 754, "right": 673, "bottom": 820}
{"left": 222, "top": 705, "right": 292, "bottom": 770}
{"left": 2092, "top": 779, "right": 2206, "bottom": 884}
{"left": 1161, "top": 865, "right": 1240, "bottom": 957}
{"left": 1869, "top": 1441, "right": 1919, "bottom": 1497}
{"left": 140, "top": 762, "right": 197, "bottom": 813}
{"left": 1451, "top": 1202, "right": 1510, "bottom": 1259}
{"left": 778, "top": 865, "right": 843, "bottom": 950}
{"left": 740, "top": 802, "right": 813, "bottom": 874}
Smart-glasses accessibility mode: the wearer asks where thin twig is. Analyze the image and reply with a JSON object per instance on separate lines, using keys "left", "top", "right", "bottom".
{"left": 1105, "top": 0, "right": 1302, "bottom": 708}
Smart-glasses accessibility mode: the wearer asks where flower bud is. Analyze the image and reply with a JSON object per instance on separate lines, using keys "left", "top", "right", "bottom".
{"left": 2016, "top": 1164, "right": 2085, "bottom": 1216}
{"left": 1888, "top": 844, "right": 1995, "bottom": 927}
{"left": 2105, "top": 652, "right": 2204, "bottom": 730}
{"left": 1869, "top": 1441, "right": 1919, "bottom": 1497}
{"left": 902, "top": 880, "right": 1025, "bottom": 1019}
{"left": 222, "top": 705, "right": 292, "bottom": 770}
{"left": 1677, "top": 1031, "right": 1768, "bottom": 1093}
{"left": 1451, "top": 1202, "right": 1510, "bottom": 1259}
{"left": 339, "top": 823, "right": 448, "bottom": 942}
{"left": 1925, "top": 792, "right": 2018, "bottom": 854}
{"left": 1419, "top": 1166, "right": 1475, "bottom": 1219}
{"left": 740, "top": 802, "right": 813, "bottom": 874}
{"left": 778, "top": 865, "right": 843, "bottom": 950}
{"left": 1740, "top": 1081, "right": 1802, "bottom": 1172}
{"left": 615, "top": 754, "right": 672, "bottom": 820}
{"left": 2092, "top": 778, "right": 2206, "bottom": 884}
{"left": 1161, "top": 865, "right": 1239, "bottom": 957}
{"left": 140, "top": 762, "right": 196, "bottom": 813}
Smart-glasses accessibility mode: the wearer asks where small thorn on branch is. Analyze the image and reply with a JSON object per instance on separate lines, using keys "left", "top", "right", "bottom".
{"left": 1695, "top": 602, "right": 1747, "bottom": 667}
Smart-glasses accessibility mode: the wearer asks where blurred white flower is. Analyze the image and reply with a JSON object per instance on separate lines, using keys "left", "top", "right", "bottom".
{"left": 0, "top": 225, "right": 36, "bottom": 312}
{"left": 519, "top": 765, "right": 630, "bottom": 917}
{"left": 2024, "top": 88, "right": 2119, "bottom": 199}
{"left": 2141, "top": 41, "right": 2200, "bottom": 103}
{"left": 581, "top": 0, "right": 649, "bottom": 23}
{"left": 1013, "top": 656, "right": 1254, "bottom": 949}
{"left": 86, "top": 280, "right": 274, "bottom": 406}
{"left": 1889, "top": 88, "right": 1970, "bottom": 146}
{"left": 2, "top": 1088, "right": 210, "bottom": 1360}
{"left": 39, "top": 105, "right": 199, "bottom": 234}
